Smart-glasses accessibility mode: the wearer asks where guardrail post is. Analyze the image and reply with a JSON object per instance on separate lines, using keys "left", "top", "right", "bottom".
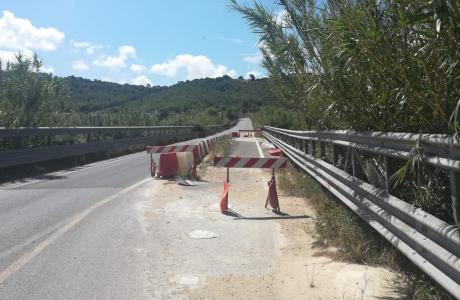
{"left": 384, "top": 156, "right": 392, "bottom": 194}
{"left": 311, "top": 141, "right": 316, "bottom": 157}
{"left": 351, "top": 148, "right": 356, "bottom": 177}
{"left": 332, "top": 144, "right": 338, "bottom": 166}
{"left": 320, "top": 142, "right": 325, "bottom": 160}
{"left": 450, "top": 170, "right": 460, "bottom": 224}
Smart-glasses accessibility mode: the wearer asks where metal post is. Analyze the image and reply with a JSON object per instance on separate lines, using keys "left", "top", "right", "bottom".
{"left": 332, "top": 144, "right": 338, "bottom": 166}
{"left": 450, "top": 170, "right": 460, "bottom": 224}
{"left": 384, "top": 156, "right": 391, "bottom": 194}
{"left": 351, "top": 148, "right": 356, "bottom": 177}
{"left": 311, "top": 141, "right": 316, "bottom": 157}
{"left": 320, "top": 142, "right": 325, "bottom": 160}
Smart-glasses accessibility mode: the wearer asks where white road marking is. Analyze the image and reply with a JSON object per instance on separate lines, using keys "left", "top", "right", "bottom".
{"left": 0, "top": 152, "right": 145, "bottom": 190}
{"left": 0, "top": 177, "right": 151, "bottom": 284}
{"left": 254, "top": 138, "right": 264, "bottom": 158}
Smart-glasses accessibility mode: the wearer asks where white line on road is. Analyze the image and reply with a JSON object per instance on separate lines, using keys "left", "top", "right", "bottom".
{"left": 254, "top": 138, "right": 264, "bottom": 158}
{"left": 0, "top": 177, "right": 151, "bottom": 284}
{"left": 0, "top": 152, "right": 146, "bottom": 191}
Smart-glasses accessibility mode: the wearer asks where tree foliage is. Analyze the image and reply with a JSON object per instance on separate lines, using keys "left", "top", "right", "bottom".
{"left": 0, "top": 55, "right": 280, "bottom": 127}
{"left": 0, "top": 54, "right": 66, "bottom": 127}
{"left": 231, "top": 0, "right": 460, "bottom": 133}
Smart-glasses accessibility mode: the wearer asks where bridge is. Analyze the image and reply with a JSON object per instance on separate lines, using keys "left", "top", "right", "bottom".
{"left": 0, "top": 118, "right": 459, "bottom": 299}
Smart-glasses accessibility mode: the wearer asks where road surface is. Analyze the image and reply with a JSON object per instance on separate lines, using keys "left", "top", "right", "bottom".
{"left": 0, "top": 118, "right": 259, "bottom": 299}
{"left": 0, "top": 117, "right": 398, "bottom": 299}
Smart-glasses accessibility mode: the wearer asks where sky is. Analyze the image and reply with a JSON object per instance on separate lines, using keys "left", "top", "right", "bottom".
{"left": 0, "top": 0, "right": 278, "bottom": 86}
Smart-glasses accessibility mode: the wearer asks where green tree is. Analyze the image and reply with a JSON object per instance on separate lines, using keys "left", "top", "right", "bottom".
{"left": 231, "top": 0, "right": 460, "bottom": 133}
{"left": 0, "top": 53, "right": 66, "bottom": 127}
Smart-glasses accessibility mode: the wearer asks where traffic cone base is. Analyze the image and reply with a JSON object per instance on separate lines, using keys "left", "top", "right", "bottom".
{"left": 220, "top": 182, "right": 230, "bottom": 213}
{"left": 265, "top": 176, "right": 280, "bottom": 211}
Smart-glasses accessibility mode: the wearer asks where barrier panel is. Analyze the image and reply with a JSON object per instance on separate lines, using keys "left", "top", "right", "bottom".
{"left": 213, "top": 156, "right": 287, "bottom": 213}
{"left": 147, "top": 132, "right": 234, "bottom": 178}
{"left": 156, "top": 152, "right": 179, "bottom": 177}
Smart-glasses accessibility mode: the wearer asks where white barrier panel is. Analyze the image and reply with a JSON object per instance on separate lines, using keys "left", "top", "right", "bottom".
{"left": 176, "top": 152, "right": 194, "bottom": 175}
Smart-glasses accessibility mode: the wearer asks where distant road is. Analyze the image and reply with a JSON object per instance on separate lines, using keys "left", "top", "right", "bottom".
{"left": 0, "top": 118, "right": 254, "bottom": 300}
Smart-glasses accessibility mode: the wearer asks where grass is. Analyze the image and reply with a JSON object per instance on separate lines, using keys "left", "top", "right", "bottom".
{"left": 207, "top": 136, "right": 234, "bottom": 159}
{"left": 197, "top": 136, "right": 235, "bottom": 179}
{"left": 277, "top": 165, "right": 454, "bottom": 300}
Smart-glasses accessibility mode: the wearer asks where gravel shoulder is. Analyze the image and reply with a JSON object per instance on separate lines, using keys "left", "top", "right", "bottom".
{"left": 141, "top": 159, "right": 401, "bottom": 299}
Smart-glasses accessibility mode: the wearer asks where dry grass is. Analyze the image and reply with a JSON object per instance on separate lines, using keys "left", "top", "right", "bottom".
{"left": 277, "top": 165, "right": 453, "bottom": 300}
{"left": 197, "top": 136, "right": 235, "bottom": 179}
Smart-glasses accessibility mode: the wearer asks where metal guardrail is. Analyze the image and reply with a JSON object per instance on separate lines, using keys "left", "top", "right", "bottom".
{"left": 262, "top": 126, "right": 460, "bottom": 298}
{"left": 0, "top": 125, "right": 226, "bottom": 168}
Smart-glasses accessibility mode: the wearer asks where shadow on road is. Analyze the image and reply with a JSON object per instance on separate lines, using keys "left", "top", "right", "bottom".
{"left": 225, "top": 208, "right": 311, "bottom": 221}
{"left": 34, "top": 174, "right": 67, "bottom": 180}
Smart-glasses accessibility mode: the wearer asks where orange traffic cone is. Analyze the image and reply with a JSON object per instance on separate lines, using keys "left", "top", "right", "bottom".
{"left": 265, "top": 171, "right": 280, "bottom": 211}
{"left": 220, "top": 182, "right": 230, "bottom": 214}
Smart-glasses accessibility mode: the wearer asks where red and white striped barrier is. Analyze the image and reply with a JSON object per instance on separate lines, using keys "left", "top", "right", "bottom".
{"left": 213, "top": 157, "right": 287, "bottom": 169}
{"left": 146, "top": 132, "right": 235, "bottom": 178}
{"left": 146, "top": 145, "right": 196, "bottom": 154}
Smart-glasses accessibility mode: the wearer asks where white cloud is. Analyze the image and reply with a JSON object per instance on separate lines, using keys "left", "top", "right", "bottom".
{"left": 0, "top": 49, "right": 34, "bottom": 67}
{"left": 131, "top": 75, "right": 152, "bottom": 86}
{"left": 93, "top": 45, "right": 136, "bottom": 69}
{"left": 70, "top": 39, "right": 103, "bottom": 55}
{"left": 101, "top": 77, "right": 127, "bottom": 84}
{"left": 41, "top": 65, "right": 55, "bottom": 73}
{"left": 243, "top": 54, "right": 262, "bottom": 64}
{"left": 71, "top": 60, "right": 90, "bottom": 71}
{"left": 274, "top": 10, "right": 289, "bottom": 27}
{"left": 150, "top": 54, "right": 236, "bottom": 80}
{"left": 130, "top": 64, "right": 146, "bottom": 73}
{"left": 0, "top": 10, "right": 64, "bottom": 52}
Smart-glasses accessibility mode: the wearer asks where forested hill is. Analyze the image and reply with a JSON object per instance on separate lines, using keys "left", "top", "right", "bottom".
{"left": 62, "top": 75, "right": 279, "bottom": 117}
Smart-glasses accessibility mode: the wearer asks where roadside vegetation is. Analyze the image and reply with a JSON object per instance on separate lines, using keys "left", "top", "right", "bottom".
{"left": 0, "top": 54, "right": 280, "bottom": 130}
{"left": 198, "top": 136, "right": 235, "bottom": 179}
{"left": 232, "top": 0, "right": 459, "bottom": 298}
{"left": 278, "top": 166, "right": 452, "bottom": 299}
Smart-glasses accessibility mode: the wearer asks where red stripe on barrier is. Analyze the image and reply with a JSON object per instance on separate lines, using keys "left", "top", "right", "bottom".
{"left": 213, "top": 157, "right": 287, "bottom": 169}
{"left": 225, "top": 157, "right": 241, "bottom": 168}
{"left": 214, "top": 157, "right": 223, "bottom": 165}
{"left": 167, "top": 146, "right": 177, "bottom": 153}
{"left": 261, "top": 159, "right": 276, "bottom": 168}
{"left": 244, "top": 158, "right": 259, "bottom": 168}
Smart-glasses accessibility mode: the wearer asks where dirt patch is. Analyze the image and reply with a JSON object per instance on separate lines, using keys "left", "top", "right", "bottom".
{"left": 187, "top": 166, "right": 401, "bottom": 299}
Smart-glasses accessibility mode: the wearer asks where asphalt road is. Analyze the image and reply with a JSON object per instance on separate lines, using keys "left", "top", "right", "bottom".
{"left": 0, "top": 118, "right": 258, "bottom": 300}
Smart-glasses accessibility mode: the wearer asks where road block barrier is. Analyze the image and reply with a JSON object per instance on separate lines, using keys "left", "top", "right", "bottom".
{"left": 214, "top": 157, "right": 287, "bottom": 169}
{"left": 147, "top": 132, "right": 234, "bottom": 178}
{"left": 156, "top": 152, "right": 179, "bottom": 177}
{"left": 269, "top": 148, "right": 283, "bottom": 156}
{"left": 213, "top": 156, "right": 287, "bottom": 213}
{"left": 146, "top": 145, "right": 196, "bottom": 154}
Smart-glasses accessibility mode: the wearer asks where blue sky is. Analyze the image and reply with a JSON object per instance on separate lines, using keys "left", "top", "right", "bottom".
{"left": 0, "top": 0, "right": 277, "bottom": 86}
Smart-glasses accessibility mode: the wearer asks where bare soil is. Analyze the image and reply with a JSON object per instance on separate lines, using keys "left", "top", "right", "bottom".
{"left": 186, "top": 167, "right": 401, "bottom": 300}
